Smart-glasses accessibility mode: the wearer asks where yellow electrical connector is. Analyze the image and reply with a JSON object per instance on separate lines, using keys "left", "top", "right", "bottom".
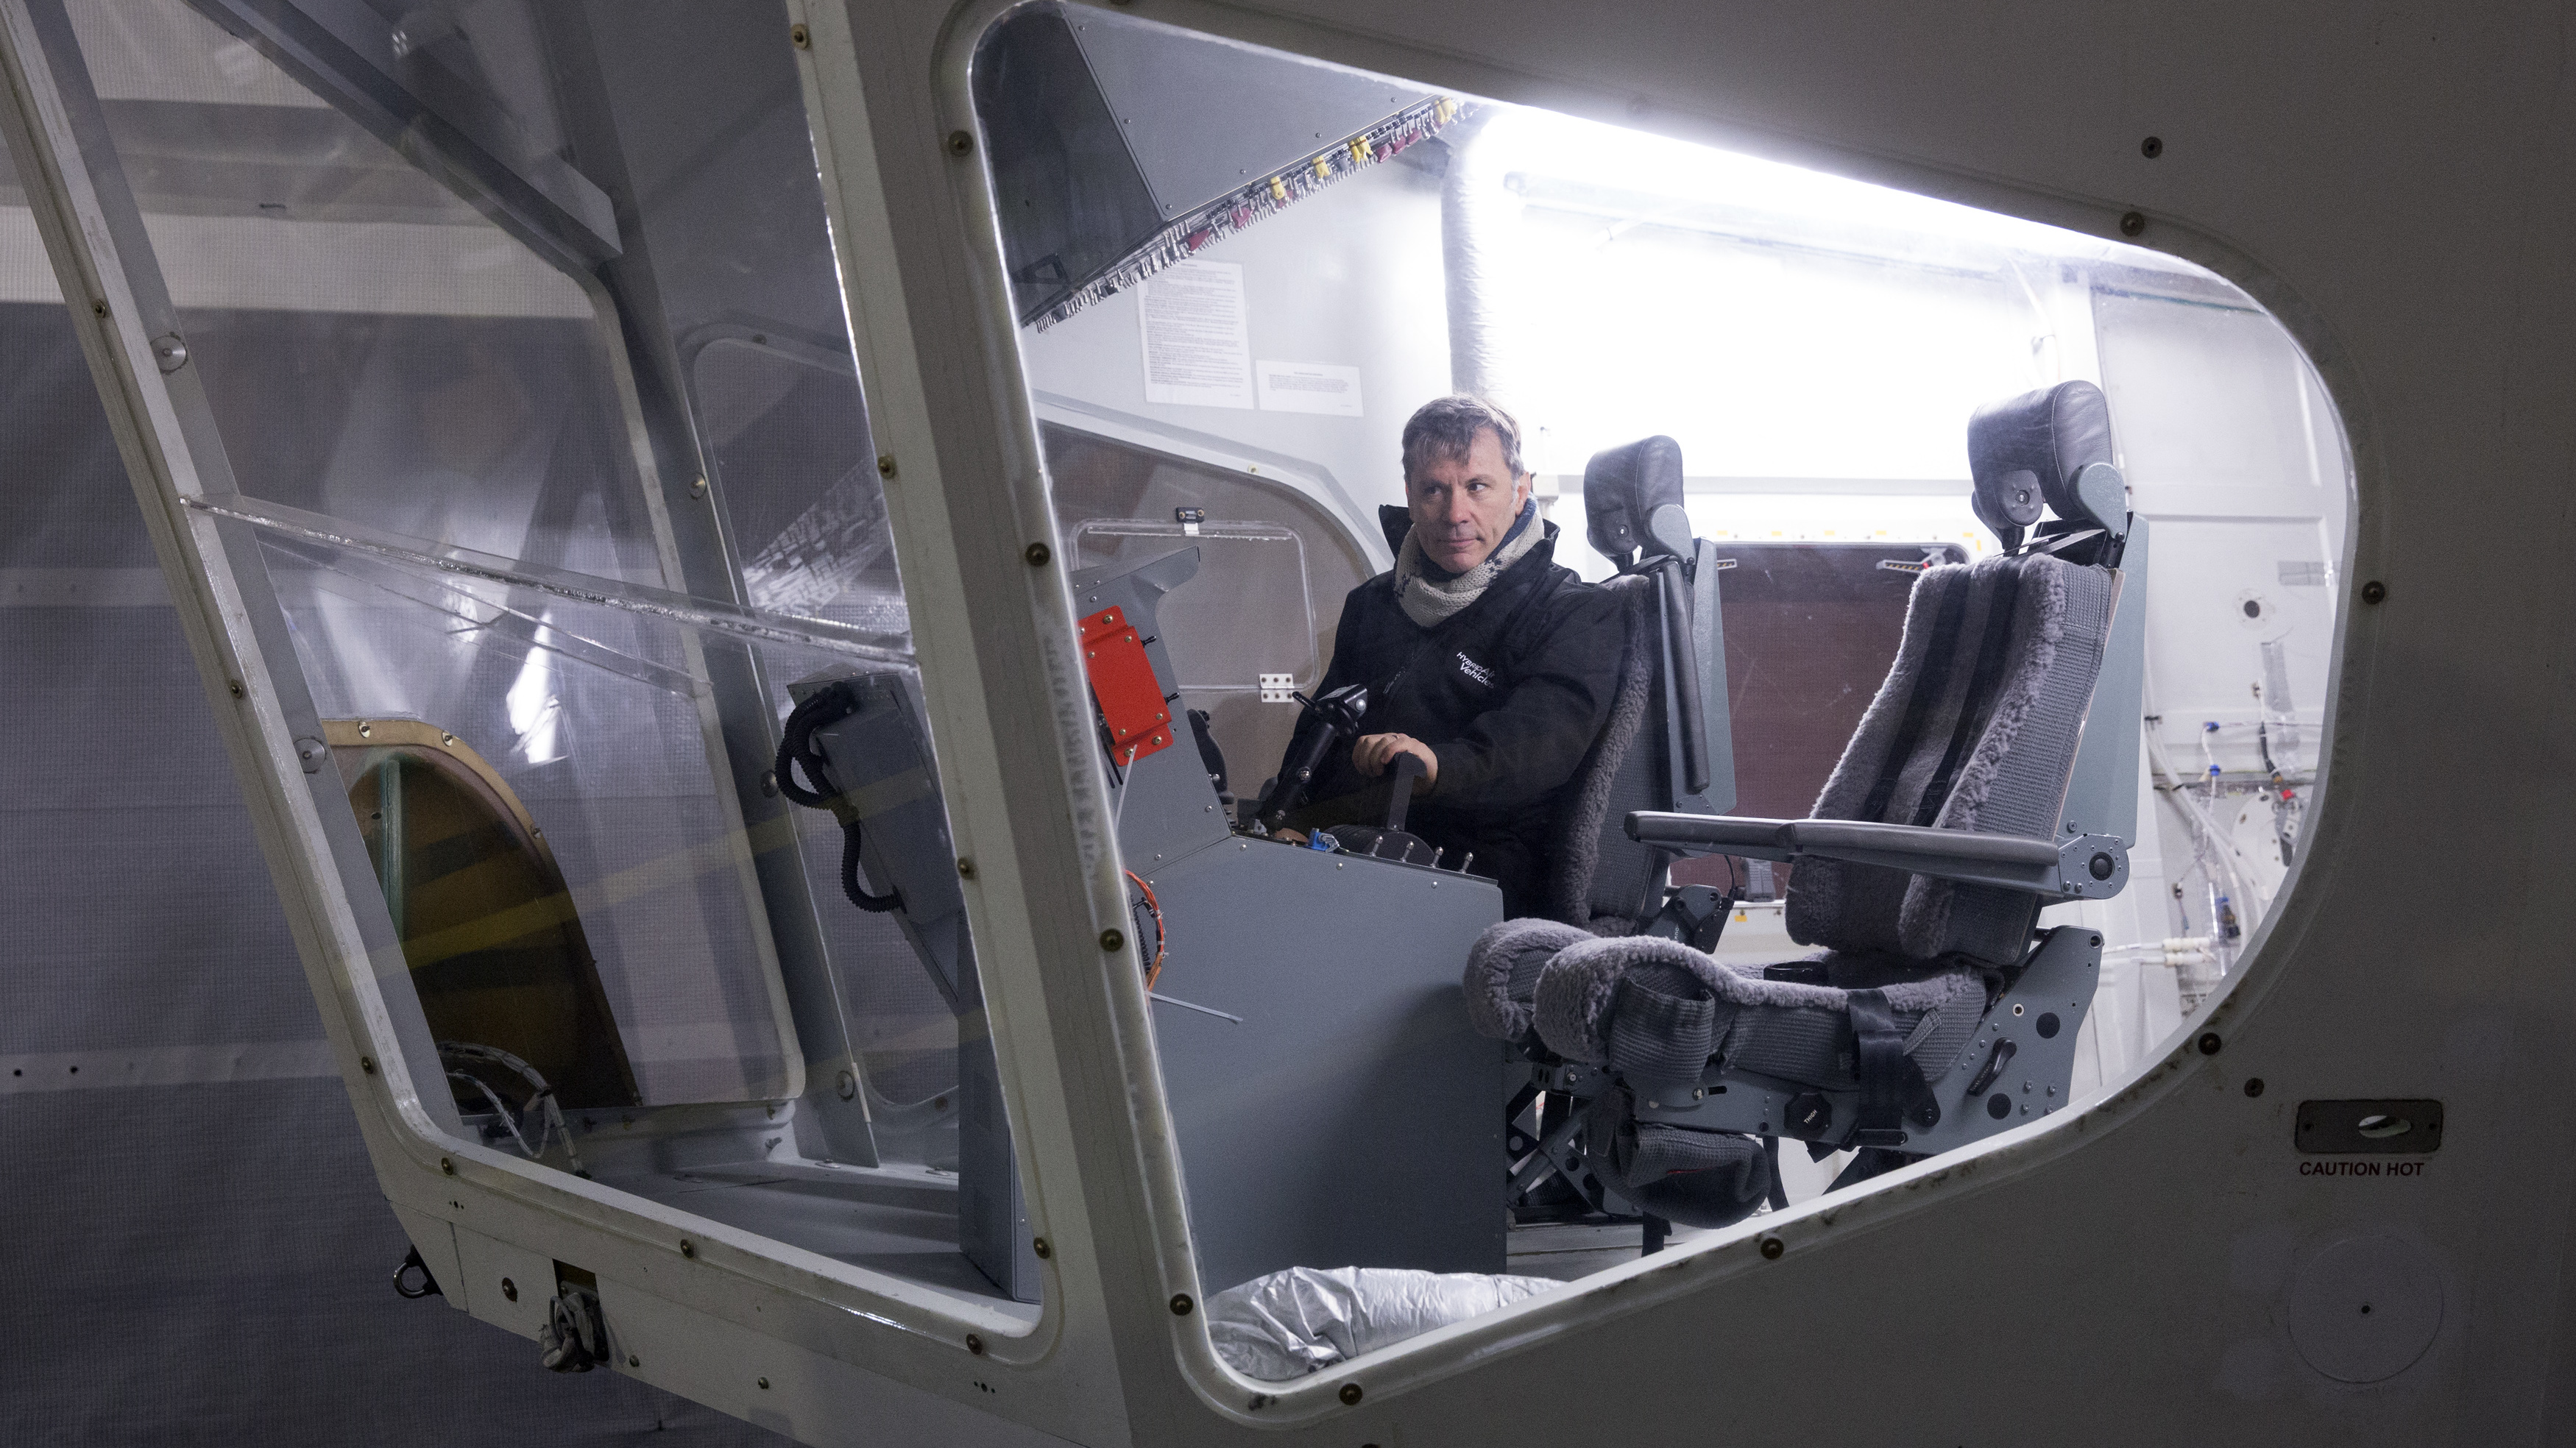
{"left": 1312, "top": 155, "right": 1331, "bottom": 180}
{"left": 1348, "top": 137, "right": 1369, "bottom": 166}
{"left": 1435, "top": 97, "right": 1457, "bottom": 124}
{"left": 1269, "top": 177, "right": 1287, "bottom": 202}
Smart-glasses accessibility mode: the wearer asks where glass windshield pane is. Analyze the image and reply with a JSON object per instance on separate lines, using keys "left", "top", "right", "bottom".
{"left": 980, "top": 0, "right": 2352, "bottom": 1367}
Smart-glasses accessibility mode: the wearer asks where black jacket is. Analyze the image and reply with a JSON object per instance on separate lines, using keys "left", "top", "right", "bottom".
{"left": 1281, "top": 519, "right": 1624, "bottom": 916}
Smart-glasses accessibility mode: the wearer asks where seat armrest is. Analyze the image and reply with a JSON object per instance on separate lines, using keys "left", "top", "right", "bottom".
{"left": 1626, "top": 811, "right": 2129, "bottom": 900}
{"left": 1624, "top": 813, "right": 1800, "bottom": 858}
{"left": 1774, "top": 820, "right": 2057, "bottom": 866}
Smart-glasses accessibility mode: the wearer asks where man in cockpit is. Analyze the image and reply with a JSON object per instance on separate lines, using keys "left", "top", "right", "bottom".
{"left": 1275, "top": 394, "right": 1624, "bottom": 918}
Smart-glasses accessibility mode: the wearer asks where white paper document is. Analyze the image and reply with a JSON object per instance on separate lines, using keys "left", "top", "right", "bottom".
{"left": 1140, "top": 260, "right": 1253, "bottom": 408}
{"left": 1254, "top": 361, "right": 1363, "bottom": 416}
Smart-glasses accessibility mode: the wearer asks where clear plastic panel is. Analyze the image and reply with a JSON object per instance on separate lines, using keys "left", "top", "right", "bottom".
{"left": 59, "top": 0, "right": 795, "bottom": 1110}
{"left": 71, "top": 0, "right": 661, "bottom": 586}
{"left": 1070, "top": 519, "right": 1310, "bottom": 797}
{"left": 690, "top": 334, "right": 954, "bottom": 1105}
{"left": 49, "top": 0, "right": 1038, "bottom": 1312}
{"left": 241, "top": 496, "right": 853, "bottom": 1104}
{"left": 694, "top": 336, "right": 910, "bottom": 639}
{"left": 202, "top": 491, "right": 1031, "bottom": 1301}
{"left": 1068, "top": 520, "right": 1313, "bottom": 684}
{"left": 1044, "top": 422, "right": 1366, "bottom": 789}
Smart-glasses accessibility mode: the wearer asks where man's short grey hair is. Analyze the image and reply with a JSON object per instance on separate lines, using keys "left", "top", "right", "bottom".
{"left": 1401, "top": 394, "right": 1526, "bottom": 484}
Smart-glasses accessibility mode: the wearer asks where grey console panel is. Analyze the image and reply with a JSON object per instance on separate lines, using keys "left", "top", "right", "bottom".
{"left": 1144, "top": 840, "right": 1506, "bottom": 1291}
{"left": 1075, "top": 544, "right": 1507, "bottom": 1291}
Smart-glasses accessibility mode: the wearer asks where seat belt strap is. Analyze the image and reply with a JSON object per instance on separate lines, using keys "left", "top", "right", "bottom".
{"left": 1848, "top": 988, "right": 1914, "bottom": 1150}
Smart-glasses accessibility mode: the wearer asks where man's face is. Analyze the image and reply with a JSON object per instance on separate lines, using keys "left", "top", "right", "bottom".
{"left": 1406, "top": 428, "right": 1533, "bottom": 574}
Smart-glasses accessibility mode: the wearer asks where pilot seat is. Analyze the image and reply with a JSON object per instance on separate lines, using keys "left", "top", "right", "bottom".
{"left": 1472, "top": 380, "right": 2150, "bottom": 1235}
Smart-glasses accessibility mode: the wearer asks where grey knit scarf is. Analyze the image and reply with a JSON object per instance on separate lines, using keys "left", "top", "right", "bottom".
{"left": 1393, "top": 503, "right": 1543, "bottom": 628}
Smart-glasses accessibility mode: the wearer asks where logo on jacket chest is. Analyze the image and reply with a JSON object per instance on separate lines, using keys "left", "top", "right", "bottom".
{"left": 1453, "top": 651, "right": 1498, "bottom": 689}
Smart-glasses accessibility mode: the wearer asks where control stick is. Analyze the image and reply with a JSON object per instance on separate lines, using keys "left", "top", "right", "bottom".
{"left": 1255, "top": 683, "right": 1368, "bottom": 831}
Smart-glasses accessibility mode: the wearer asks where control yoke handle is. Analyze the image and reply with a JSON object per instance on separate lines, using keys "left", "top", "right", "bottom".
{"left": 1384, "top": 752, "right": 1426, "bottom": 832}
{"left": 1255, "top": 682, "right": 1369, "bottom": 830}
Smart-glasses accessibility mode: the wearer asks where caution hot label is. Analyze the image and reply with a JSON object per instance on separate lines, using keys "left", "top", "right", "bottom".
{"left": 2299, "top": 1160, "right": 2427, "bottom": 1177}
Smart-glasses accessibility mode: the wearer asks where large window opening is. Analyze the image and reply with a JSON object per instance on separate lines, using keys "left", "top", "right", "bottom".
{"left": 983, "top": 0, "right": 2350, "bottom": 1367}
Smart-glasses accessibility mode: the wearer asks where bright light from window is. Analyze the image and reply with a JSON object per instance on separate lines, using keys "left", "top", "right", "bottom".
{"left": 505, "top": 625, "right": 567, "bottom": 765}
{"left": 1470, "top": 108, "right": 2231, "bottom": 575}
{"left": 1482, "top": 108, "right": 2140, "bottom": 259}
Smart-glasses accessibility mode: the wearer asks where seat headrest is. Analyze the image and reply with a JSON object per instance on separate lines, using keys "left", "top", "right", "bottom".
{"left": 1583, "top": 436, "right": 1685, "bottom": 561}
{"left": 1378, "top": 503, "right": 1413, "bottom": 558}
{"left": 1967, "top": 380, "right": 2117, "bottom": 536}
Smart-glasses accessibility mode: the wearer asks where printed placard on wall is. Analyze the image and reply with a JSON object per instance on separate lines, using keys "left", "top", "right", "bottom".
{"left": 1140, "top": 259, "right": 1253, "bottom": 408}
{"left": 1255, "top": 361, "right": 1363, "bottom": 416}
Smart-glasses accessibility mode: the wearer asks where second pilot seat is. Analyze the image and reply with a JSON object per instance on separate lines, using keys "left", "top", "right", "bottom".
{"left": 1471, "top": 380, "right": 2148, "bottom": 1232}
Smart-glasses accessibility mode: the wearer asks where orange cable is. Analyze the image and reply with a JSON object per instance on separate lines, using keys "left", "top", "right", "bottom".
{"left": 1122, "top": 870, "right": 1167, "bottom": 989}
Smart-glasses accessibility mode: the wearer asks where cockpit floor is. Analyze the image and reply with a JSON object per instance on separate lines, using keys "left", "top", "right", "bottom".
{"left": 1507, "top": 1218, "right": 1710, "bottom": 1281}
{"left": 595, "top": 1160, "right": 1041, "bottom": 1321}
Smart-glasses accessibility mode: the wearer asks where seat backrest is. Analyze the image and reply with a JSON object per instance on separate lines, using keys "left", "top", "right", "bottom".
{"left": 1545, "top": 437, "right": 1733, "bottom": 933}
{"left": 1786, "top": 381, "right": 2125, "bottom": 966}
{"left": 1543, "top": 573, "right": 1660, "bottom": 931}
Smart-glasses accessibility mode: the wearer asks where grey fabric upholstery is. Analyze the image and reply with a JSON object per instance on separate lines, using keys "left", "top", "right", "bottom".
{"left": 1501, "top": 930, "right": 1984, "bottom": 1092}
{"left": 1462, "top": 918, "right": 1589, "bottom": 1045}
{"left": 1539, "top": 434, "right": 1719, "bottom": 934}
{"left": 1467, "top": 920, "right": 1986, "bottom": 1228}
{"left": 1541, "top": 574, "right": 1660, "bottom": 934}
{"left": 1583, "top": 1091, "right": 1774, "bottom": 1228}
{"left": 1786, "top": 549, "right": 2114, "bottom": 966}
{"left": 1604, "top": 957, "right": 1719, "bottom": 1079}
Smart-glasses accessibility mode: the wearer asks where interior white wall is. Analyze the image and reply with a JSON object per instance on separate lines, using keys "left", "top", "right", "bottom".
{"left": 1016, "top": 153, "right": 1454, "bottom": 557}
